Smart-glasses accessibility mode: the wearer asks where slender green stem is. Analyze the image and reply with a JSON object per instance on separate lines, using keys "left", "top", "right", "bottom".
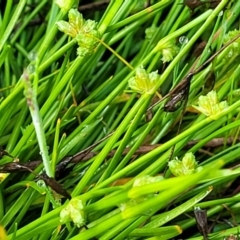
{"left": 0, "top": 0, "right": 27, "bottom": 52}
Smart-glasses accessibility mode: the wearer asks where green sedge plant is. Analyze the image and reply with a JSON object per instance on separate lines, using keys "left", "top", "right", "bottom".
{"left": 1, "top": 0, "right": 240, "bottom": 239}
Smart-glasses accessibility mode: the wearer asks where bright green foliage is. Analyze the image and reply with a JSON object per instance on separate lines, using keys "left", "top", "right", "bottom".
{"left": 2, "top": 0, "right": 240, "bottom": 239}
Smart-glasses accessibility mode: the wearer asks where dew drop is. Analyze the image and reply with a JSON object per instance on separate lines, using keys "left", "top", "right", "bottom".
{"left": 179, "top": 36, "right": 188, "bottom": 45}
{"left": 218, "top": 10, "right": 223, "bottom": 17}
{"left": 37, "top": 179, "right": 46, "bottom": 188}
{"left": 28, "top": 51, "right": 38, "bottom": 61}
{"left": 27, "top": 64, "right": 35, "bottom": 74}
{"left": 228, "top": 50, "right": 233, "bottom": 58}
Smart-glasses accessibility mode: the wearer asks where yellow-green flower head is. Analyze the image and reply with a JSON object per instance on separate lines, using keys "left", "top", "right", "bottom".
{"left": 128, "top": 66, "right": 160, "bottom": 95}
{"left": 158, "top": 40, "right": 180, "bottom": 63}
{"left": 75, "top": 20, "right": 100, "bottom": 55}
{"left": 119, "top": 175, "right": 162, "bottom": 213}
{"left": 56, "top": 9, "right": 84, "bottom": 38}
{"left": 182, "top": 152, "right": 198, "bottom": 170}
{"left": 223, "top": 29, "right": 240, "bottom": 59}
{"left": 145, "top": 26, "right": 158, "bottom": 40}
{"left": 56, "top": 20, "right": 78, "bottom": 38}
{"left": 133, "top": 175, "right": 163, "bottom": 187}
{"left": 60, "top": 198, "right": 85, "bottom": 227}
{"left": 56, "top": 9, "right": 100, "bottom": 56}
{"left": 169, "top": 152, "right": 202, "bottom": 177}
{"left": 68, "top": 8, "right": 84, "bottom": 33}
{"left": 192, "top": 90, "right": 228, "bottom": 119}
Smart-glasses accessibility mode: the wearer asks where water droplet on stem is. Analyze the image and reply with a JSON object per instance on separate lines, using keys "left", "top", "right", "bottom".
{"left": 179, "top": 36, "right": 188, "bottom": 45}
